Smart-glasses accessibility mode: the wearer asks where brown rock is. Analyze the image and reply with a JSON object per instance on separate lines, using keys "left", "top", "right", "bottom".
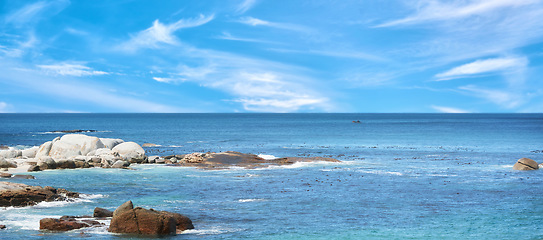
{"left": 142, "top": 143, "right": 159, "bottom": 147}
{"left": 113, "top": 200, "right": 133, "bottom": 217}
{"left": 0, "top": 182, "right": 79, "bottom": 207}
{"left": 513, "top": 158, "right": 539, "bottom": 170}
{"left": 0, "top": 224, "right": 6, "bottom": 229}
{"left": 0, "top": 173, "right": 11, "bottom": 178}
{"left": 160, "top": 211, "right": 194, "bottom": 231}
{"left": 39, "top": 218, "right": 89, "bottom": 231}
{"left": 94, "top": 207, "right": 113, "bottom": 218}
{"left": 108, "top": 207, "right": 176, "bottom": 235}
{"left": 12, "top": 175, "right": 35, "bottom": 179}
{"left": 27, "top": 165, "right": 41, "bottom": 172}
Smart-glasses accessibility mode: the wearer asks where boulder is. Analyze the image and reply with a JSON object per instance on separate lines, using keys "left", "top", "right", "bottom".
{"left": 0, "top": 159, "right": 16, "bottom": 168}
{"left": 513, "top": 158, "right": 539, "bottom": 170}
{"left": 159, "top": 211, "right": 194, "bottom": 231}
{"left": 0, "top": 173, "right": 12, "bottom": 178}
{"left": 49, "top": 134, "right": 105, "bottom": 160}
{"left": 27, "top": 165, "right": 41, "bottom": 172}
{"left": 0, "top": 225, "right": 5, "bottom": 229}
{"left": 94, "top": 148, "right": 115, "bottom": 157}
{"left": 94, "top": 207, "right": 113, "bottom": 218}
{"left": 108, "top": 207, "right": 176, "bottom": 235}
{"left": 35, "top": 141, "right": 53, "bottom": 158}
{"left": 100, "top": 138, "right": 125, "bottom": 150}
{"left": 0, "top": 150, "right": 21, "bottom": 159}
{"left": 112, "top": 142, "right": 145, "bottom": 163}
{"left": 37, "top": 157, "right": 57, "bottom": 170}
{"left": 113, "top": 200, "right": 134, "bottom": 218}
{"left": 39, "top": 218, "right": 89, "bottom": 231}
{"left": 22, "top": 147, "right": 39, "bottom": 158}
{"left": 112, "top": 160, "right": 130, "bottom": 168}
{"left": 56, "top": 159, "right": 76, "bottom": 169}
{"left": 0, "top": 182, "right": 79, "bottom": 207}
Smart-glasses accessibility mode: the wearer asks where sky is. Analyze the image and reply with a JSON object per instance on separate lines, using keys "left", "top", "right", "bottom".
{"left": 1, "top": 0, "right": 543, "bottom": 113}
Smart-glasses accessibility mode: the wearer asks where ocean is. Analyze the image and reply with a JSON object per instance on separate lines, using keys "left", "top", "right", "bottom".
{"left": 0, "top": 113, "right": 542, "bottom": 239}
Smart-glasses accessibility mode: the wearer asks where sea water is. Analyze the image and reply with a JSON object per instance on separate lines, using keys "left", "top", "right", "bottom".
{"left": 0, "top": 113, "right": 542, "bottom": 239}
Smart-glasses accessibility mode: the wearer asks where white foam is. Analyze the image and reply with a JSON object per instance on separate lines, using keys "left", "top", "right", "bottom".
{"left": 258, "top": 154, "right": 277, "bottom": 160}
{"left": 168, "top": 145, "right": 184, "bottom": 147}
{"left": 238, "top": 198, "right": 265, "bottom": 203}
{"left": 358, "top": 169, "right": 404, "bottom": 176}
{"left": 181, "top": 226, "right": 242, "bottom": 235}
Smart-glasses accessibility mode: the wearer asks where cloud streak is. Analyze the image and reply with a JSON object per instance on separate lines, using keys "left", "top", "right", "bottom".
{"left": 435, "top": 56, "right": 528, "bottom": 80}
{"left": 236, "top": 0, "right": 257, "bottom": 14}
{"left": 37, "top": 63, "right": 110, "bottom": 77}
{"left": 238, "top": 17, "right": 313, "bottom": 33}
{"left": 118, "top": 14, "right": 214, "bottom": 52}
{"left": 431, "top": 105, "right": 470, "bottom": 113}
{"left": 376, "top": 0, "right": 540, "bottom": 27}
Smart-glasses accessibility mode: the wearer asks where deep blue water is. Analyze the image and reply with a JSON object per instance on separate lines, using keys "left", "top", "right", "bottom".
{"left": 0, "top": 113, "right": 542, "bottom": 239}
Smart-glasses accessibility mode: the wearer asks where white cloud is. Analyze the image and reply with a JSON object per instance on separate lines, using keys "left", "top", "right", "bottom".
{"left": 118, "top": 14, "right": 214, "bottom": 52}
{"left": 152, "top": 77, "right": 185, "bottom": 83}
{"left": 236, "top": 0, "right": 257, "bottom": 14}
{"left": 435, "top": 57, "right": 528, "bottom": 80}
{"left": 238, "top": 17, "right": 313, "bottom": 33}
{"left": 269, "top": 48, "right": 387, "bottom": 62}
{"left": 377, "top": 0, "right": 540, "bottom": 27}
{"left": 459, "top": 85, "right": 524, "bottom": 108}
{"left": 217, "top": 32, "right": 277, "bottom": 44}
{"left": 37, "top": 63, "right": 110, "bottom": 77}
{"left": 5, "top": 0, "right": 70, "bottom": 26}
{"left": 431, "top": 105, "right": 470, "bottom": 113}
{"left": 0, "top": 102, "right": 11, "bottom": 113}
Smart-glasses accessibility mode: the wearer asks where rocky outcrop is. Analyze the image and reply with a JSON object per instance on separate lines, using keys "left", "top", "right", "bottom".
{"left": 0, "top": 150, "right": 21, "bottom": 159}
{"left": 94, "top": 207, "right": 113, "bottom": 218}
{"left": 0, "top": 172, "right": 12, "bottom": 178}
{"left": 108, "top": 201, "right": 193, "bottom": 235}
{"left": 100, "top": 138, "right": 124, "bottom": 150}
{"left": 0, "top": 158, "right": 16, "bottom": 168}
{"left": 39, "top": 218, "right": 91, "bottom": 231}
{"left": 49, "top": 134, "right": 105, "bottom": 160}
{"left": 22, "top": 146, "right": 39, "bottom": 158}
{"left": 0, "top": 182, "right": 79, "bottom": 207}
{"left": 171, "top": 151, "right": 340, "bottom": 169}
{"left": 112, "top": 142, "right": 145, "bottom": 163}
{"left": 513, "top": 158, "right": 539, "bottom": 170}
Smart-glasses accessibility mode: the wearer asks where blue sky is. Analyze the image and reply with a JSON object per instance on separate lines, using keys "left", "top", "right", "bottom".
{"left": 1, "top": 0, "right": 543, "bottom": 113}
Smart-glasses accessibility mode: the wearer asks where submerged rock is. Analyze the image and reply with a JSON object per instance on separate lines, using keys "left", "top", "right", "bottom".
{"left": 513, "top": 158, "right": 539, "bottom": 170}
{"left": 94, "top": 207, "right": 113, "bottom": 218}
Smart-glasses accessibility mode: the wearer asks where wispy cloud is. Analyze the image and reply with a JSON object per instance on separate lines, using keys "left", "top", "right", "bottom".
{"left": 431, "top": 105, "right": 470, "bottom": 113}
{"left": 217, "top": 32, "right": 277, "bottom": 44}
{"left": 5, "top": 0, "right": 70, "bottom": 26}
{"left": 376, "top": 0, "right": 539, "bottom": 27}
{"left": 236, "top": 0, "right": 257, "bottom": 14}
{"left": 238, "top": 17, "right": 313, "bottom": 33}
{"left": 152, "top": 77, "right": 185, "bottom": 83}
{"left": 459, "top": 85, "right": 524, "bottom": 108}
{"left": 37, "top": 63, "right": 110, "bottom": 77}
{"left": 117, "top": 14, "right": 214, "bottom": 52}
{"left": 0, "top": 102, "right": 11, "bottom": 113}
{"left": 269, "top": 48, "right": 387, "bottom": 62}
{"left": 435, "top": 56, "right": 528, "bottom": 80}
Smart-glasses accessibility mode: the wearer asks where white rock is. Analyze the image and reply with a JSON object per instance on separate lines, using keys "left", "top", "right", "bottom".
{"left": 95, "top": 148, "right": 115, "bottom": 156}
{"left": 112, "top": 142, "right": 145, "bottom": 163}
{"left": 100, "top": 138, "right": 125, "bottom": 150}
{"left": 22, "top": 146, "right": 39, "bottom": 158}
{"left": 36, "top": 141, "right": 53, "bottom": 158}
{"left": 49, "top": 134, "right": 105, "bottom": 160}
{"left": 112, "top": 160, "right": 130, "bottom": 168}
{"left": 0, "top": 150, "right": 21, "bottom": 159}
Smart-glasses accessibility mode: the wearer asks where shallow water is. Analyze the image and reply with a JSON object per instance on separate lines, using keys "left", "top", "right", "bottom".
{"left": 1, "top": 114, "right": 542, "bottom": 239}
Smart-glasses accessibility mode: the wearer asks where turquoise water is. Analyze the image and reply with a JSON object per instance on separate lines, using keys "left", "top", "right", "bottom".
{"left": 1, "top": 114, "right": 542, "bottom": 239}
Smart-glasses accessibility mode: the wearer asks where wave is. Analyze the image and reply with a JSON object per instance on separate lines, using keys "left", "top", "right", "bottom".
{"left": 257, "top": 154, "right": 277, "bottom": 160}
{"left": 238, "top": 198, "right": 266, "bottom": 203}
{"left": 180, "top": 226, "right": 243, "bottom": 235}
{"left": 357, "top": 169, "right": 404, "bottom": 176}
{"left": 168, "top": 145, "right": 184, "bottom": 148}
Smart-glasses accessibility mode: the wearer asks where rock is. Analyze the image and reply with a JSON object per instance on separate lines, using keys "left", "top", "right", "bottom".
{"left": 93, "top": 148, "right": 115, "bottom": 157}
{"left": 0, "top": 182, "right": 79, "bottom": 207}
{"left": 52, "top": 129, "right": 97, "bottom": 133}
{"left": 22, "top": 147, "right": 39, "bottom": 158}
{"left": 101, "top": 159, "right": 111, "bottom": 168}
{"left": 142, "top": 143, "right": 159, "bottom": 147}
{"left": 148, "top": 156, "right": 160, "bottom": 163}
{"left": 49, "top": 134, "right": 105, "bottom": 160}
{"left": 112, "top": 142, "right": 145, "bottom": 163}
{"left": 160, "top": 211, "right": 194, "bottom": 231}
{"left": 513, "top": 158, "right": 539, "bottom": 170}
{"left": 0, "top": 173, "right": 12, "bottom": 178}
{"left": 100, "top": 138, "right": 125, "bottom": 150}
{"left": 37, "top": 157, "right": 57, "bottom": 170}
{"left": 0, "top": 225, "right": 5, "bottom": 229}
{"left": 35, "top": 141, "right": 53, "bottom": 158}
{"left": 0, "top": 158, "right": 16, "bottom": 168}
{"left": 27, "top": 165, "right": 41, "bottom": 172}
{"left": 12, "top": 175, "right": 35, "bottom": 179}
{"left": 108, "top": 207, "right": 176, "bottom": 235}
{"left": 0, "top": 150, "right": 21, "bottom": 159}
{"left": 39, "top": 218, "right": 89, "bottom": 231}
{"left": 94, "top": 207, "right": 113, "bottom": 218}
{"left": 112, "top": 160, "right": 130, "bottom": 168}
{"left": 113, "top": 200, "right": 134, "bottom": 218}
{"left": 90, "top": 157, "right": 101, "bottom": 163}
{"left": 56, "top": 159, "right": 76, "bottom": 169}
{"left": 155, "top": 158, "right": 166, "bottom": 164}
